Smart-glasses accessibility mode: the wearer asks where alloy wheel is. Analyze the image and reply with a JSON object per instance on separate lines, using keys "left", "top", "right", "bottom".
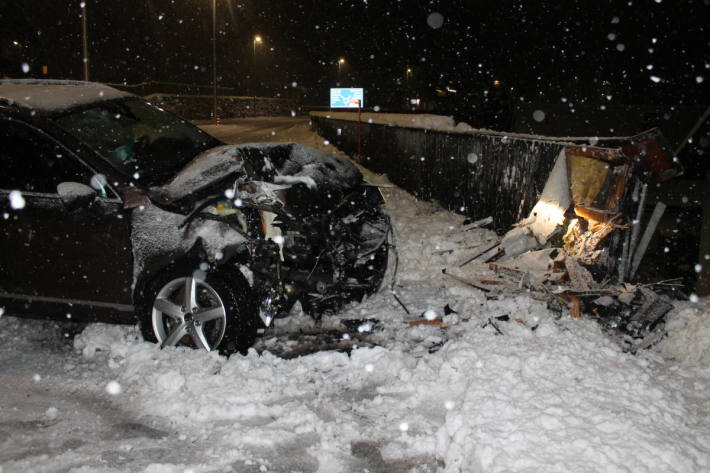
{"left": 151, "top": 276, "right": 227, "bottom": 352}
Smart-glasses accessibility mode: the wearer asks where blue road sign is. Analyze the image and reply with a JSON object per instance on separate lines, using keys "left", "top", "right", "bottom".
{"left": 330, "top": 88, "right": 364, "bottom": 108}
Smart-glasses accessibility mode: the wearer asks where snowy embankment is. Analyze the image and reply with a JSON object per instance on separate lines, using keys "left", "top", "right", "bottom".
{"left": 2, "top": 118, "right": 710, "bottom": 473}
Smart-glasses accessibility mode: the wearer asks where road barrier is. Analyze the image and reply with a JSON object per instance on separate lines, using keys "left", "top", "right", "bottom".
{"left": 311, "top": 114, "right": 576, "bottom": 231}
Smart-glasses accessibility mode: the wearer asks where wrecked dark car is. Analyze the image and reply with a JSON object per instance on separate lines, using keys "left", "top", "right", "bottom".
{"left": 0, "top": 80, "right": 390, "bottom": 354}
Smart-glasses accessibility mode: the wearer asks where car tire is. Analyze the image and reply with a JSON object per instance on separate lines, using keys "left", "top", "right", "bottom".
{"left": 139, "top": 267, "right": 258, "bottom": 355}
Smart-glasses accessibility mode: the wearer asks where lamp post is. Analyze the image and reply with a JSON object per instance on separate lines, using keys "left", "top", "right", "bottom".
{"left": 253, "top": 35, "right": 262, "bottom": 58}
{"left": 252, "top": 35, "right": 262, "bottom": 95}
{"left": 337, "top": 57, "right": 345, "bottom": 78}
{"left": 211, "top": 0, "right": 217, "bottom": 123}
{"left": 81, "top": 1, "right": 89, "bottom": 81}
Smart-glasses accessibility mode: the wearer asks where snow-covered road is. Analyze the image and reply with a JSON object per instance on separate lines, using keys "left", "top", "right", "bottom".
{"left": 1, "top": 118, "right": 710, "bottom": 473}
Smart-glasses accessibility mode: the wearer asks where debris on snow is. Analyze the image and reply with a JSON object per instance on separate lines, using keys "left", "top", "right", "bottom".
{"left": 446, "top": 135, "right": 683, "bottom": 348}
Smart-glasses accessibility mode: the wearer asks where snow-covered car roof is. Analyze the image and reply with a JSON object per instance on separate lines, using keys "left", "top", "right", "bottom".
{"left": 0, "top": 79, "right": 132, "bottom": 113}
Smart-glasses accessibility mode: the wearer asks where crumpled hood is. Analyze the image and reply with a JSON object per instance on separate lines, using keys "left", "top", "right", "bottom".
{"left": 151, "top": 144, "right": 246, "bottom": 202}
{"left": 150, "top": 142, "right": 363, "bottom": 207}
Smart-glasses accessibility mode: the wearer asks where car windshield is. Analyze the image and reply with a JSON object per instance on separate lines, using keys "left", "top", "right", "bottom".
{"left": 53, "top": 97, "right": 221, "bottom": 186}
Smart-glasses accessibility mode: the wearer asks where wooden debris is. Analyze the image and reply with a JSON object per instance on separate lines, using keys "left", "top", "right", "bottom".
{"left": 557, "top": 294, "right": 582, "bottom": 319}
{"left": 392, "top": 292, "right": 411, "bottom": 315}
{"left": 479, "top": 279, "right": 506, "bottom": 286}
{"left": 458, "top": 242, "right": 501, "bottom": 267}
{"left": 406, "top": 318, "right": 456, "bottom": 328}
{"left": 481, "top": 317, "right": 504, "bottom": 335}
{"left": 515, "top": 317, "right": 539, "bottom": 331}
{"left": 627, "top": 182, "right": 648, "bottom": 272}
{"left": 625, "top": 287, "right": 673, "bottom": 337}
{"left": 564, "top": 257, "right": 595, "bottom": 291}
{"left": 566, "top": 210, "right": 627, "bottom": 266}
{"left": 489, "top": 263, "right": 527, "bottom": 282}
{"left": 629, "top": 202, "right": 667, "bottom": 280}
{"left": 484, "top": 248, "right": 505, "bottom": 263}
{"left": 442, "top": 268, "right": 491, "bottom": 292}
{"left": 462, "top": 216, "right": 493, "bottom": 231}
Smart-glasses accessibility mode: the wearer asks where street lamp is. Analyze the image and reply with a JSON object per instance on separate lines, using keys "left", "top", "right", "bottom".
{"left": 80, "top": 1, "right": 89, "bottom": 81}
{"left": 252, "top": 35, "right": 262, "bottom": 97}
{"left": 253, "top": 35, "right": 262, "bottom": 57}
{"left": 337, "top": 57, "right": 345, "bottom": 76}
{"left": 211, "top": 0, "right": 217, "bottom": 123}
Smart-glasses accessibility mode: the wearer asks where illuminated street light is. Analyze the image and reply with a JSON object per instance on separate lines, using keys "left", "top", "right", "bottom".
{"left": 337, "top": 57, "right": 345, "bottom": 75}
{"left": 253, "top": 35, "right": 262, "bottom": 57}
{"left": 253, "top": 35, "right": 263, "bottom": 96}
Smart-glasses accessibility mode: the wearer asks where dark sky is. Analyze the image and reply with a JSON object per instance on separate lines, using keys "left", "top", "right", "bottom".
{"left": 1, "top": 0, "right": 708, "bottom": 111}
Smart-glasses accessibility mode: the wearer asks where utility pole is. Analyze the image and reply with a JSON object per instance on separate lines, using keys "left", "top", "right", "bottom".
{"left": 212, "top": 0, "right": 217, "bottom": 123}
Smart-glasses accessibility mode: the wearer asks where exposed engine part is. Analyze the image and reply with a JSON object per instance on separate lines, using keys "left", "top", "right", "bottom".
{"left": 196, "top": 182, "right": 390, "bottom": 324}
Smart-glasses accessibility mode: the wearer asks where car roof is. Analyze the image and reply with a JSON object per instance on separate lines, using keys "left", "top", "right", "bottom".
{"left": 0, "top": 79, "right": 133, "bottom": 114}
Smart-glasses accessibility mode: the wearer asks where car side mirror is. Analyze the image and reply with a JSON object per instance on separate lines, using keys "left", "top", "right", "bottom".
{"left": 57, "top": 182, "right": 97, "bottom": 211}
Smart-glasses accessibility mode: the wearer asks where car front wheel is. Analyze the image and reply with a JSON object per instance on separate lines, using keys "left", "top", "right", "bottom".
{"left": 140, "top": 269, "right": 257, "bottom": 355}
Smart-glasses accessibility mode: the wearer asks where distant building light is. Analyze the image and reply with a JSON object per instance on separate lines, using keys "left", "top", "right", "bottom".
{"left": 410, "top": 98, "right": 420, "bottom": 105}
{"left": 493, "top": 79, "right": 501, "bottom": 86}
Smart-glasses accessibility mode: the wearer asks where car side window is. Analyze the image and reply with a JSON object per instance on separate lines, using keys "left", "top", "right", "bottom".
{"left": 0, "top": 119, "right": 95, "bottom": 194}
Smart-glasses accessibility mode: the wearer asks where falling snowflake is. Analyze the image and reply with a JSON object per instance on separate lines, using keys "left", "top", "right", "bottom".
{"left": 427, "top": 12, "right": 444, "bottom": 29}
{"left": 9, "top": 190, "right": 25, "bottom": 209}
{"left": 423, "top": 309, "right": 438, "bottom": 321}
{"left": 106, "top": 381, "right": 122, "bottom": 395}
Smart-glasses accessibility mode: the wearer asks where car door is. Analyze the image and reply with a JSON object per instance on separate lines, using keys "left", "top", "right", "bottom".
{"left": 0, "top": 118, "right": 134, "bottom": 316}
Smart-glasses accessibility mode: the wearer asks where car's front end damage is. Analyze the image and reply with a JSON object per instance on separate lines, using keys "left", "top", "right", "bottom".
{"left": 131, "top": 142, "right": 391, "bottom": 334}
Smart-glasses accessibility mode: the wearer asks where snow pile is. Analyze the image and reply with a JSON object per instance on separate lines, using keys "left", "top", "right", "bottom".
{"left": 62, "top": 169, "right": 710, "bottom": 472}
{"left": 658, "top": 300, "right": 710, "bottom": 365}
{"left": 0, "top": 79, "right": 131, "bottom": 112}
{"left": 311, "top": 111, "right": 458, "bottom": 131}
{"left": 2, "top": 120, "right": 710, "bottom": 473}
{"left": 56, "top": 291, "right": 710, "bottom": 473}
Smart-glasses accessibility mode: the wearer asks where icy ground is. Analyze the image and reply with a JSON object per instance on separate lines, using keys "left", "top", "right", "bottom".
{"left": 2, "top": 117, "right": 710, "bottom": 473}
